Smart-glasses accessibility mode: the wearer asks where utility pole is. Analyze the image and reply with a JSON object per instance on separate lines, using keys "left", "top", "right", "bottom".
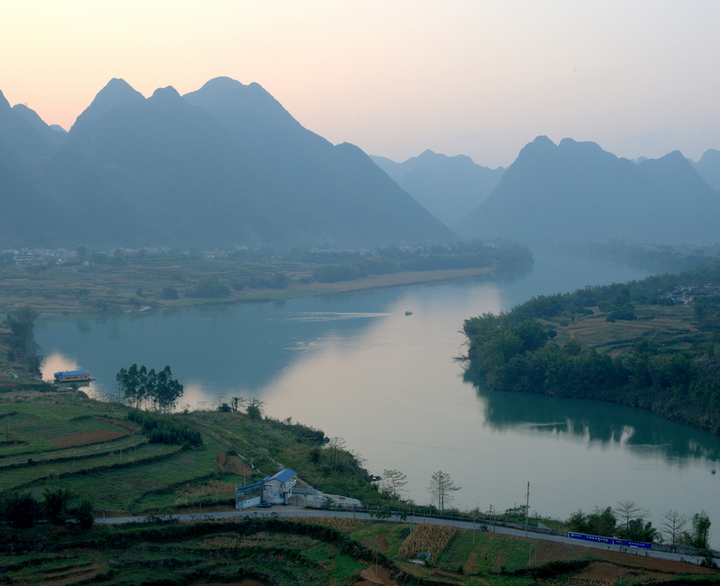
{"left": 525, "top": 481, "right": 530, "bottom": 538}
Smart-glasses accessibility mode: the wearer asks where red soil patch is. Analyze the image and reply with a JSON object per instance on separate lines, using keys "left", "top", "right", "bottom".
{"left": 355, "top": 564, "right": 397, "bottom": 586}
{"left": 47, "top": 430, "right": 127, "bottom": 448}
{"left": 534, "top": 539, "right": 719, "bottom": 581}
{"left": 217, "top": 452, "right": 252, "bottom": 476}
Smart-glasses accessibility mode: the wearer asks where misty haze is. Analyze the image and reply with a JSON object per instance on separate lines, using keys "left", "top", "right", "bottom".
{"left": 2, "top": 2, "right": 720, "bottom": 583}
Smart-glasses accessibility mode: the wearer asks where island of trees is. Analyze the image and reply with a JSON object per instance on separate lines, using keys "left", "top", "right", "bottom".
{"left": 463, "top": 260, "right": 720, "bottom": 435}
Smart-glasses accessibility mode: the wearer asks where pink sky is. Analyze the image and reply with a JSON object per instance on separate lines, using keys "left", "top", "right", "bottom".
{"left": 2, "top": 0, "right": 719, "bottom": 168}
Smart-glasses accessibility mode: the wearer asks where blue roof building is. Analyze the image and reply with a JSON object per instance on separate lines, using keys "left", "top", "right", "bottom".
{"left": 262, "top": 468, "right": 297, "bottom": 504}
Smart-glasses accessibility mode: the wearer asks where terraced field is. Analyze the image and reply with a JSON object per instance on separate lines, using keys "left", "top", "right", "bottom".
{"left": 0, "top": 400, "right": 225, "bottom": 514}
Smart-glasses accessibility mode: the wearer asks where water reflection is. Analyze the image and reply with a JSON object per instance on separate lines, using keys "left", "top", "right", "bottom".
{"left": 465, "top": 366, "right": 720, "bottom": 463}
{"left": 33, "top": 251, "right": 720, "bottom": 546}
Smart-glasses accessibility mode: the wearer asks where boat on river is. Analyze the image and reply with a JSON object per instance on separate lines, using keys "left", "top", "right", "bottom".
{"left": 54, "top": 370, "right": 93, "bottom": 384}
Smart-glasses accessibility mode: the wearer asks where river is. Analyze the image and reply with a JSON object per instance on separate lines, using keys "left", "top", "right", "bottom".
{"left": 35, "top": 249, "right": 720, "bottom": 545}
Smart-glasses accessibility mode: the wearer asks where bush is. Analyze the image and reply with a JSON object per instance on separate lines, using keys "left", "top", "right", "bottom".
{"left": 43, "top": 487, "right": 72, "bottom": 525}
{"left": 73, "top": 498, "right": 95, "bottom": 531}
{"left": 128, "top": 410, "right": 202, "bottom": 447}
{"left": 4, "top": 493, "right": 42, "bottom": 529}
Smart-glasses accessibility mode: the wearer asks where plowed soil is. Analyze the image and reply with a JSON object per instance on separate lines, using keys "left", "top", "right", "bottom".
{"left": 217, "top": 452, "right": 252, "bottom": 476}
{"left": 355, "top": 564, "right": 397, "bottom": 586}
{"left": 47, "top": 430, "right": 127, "bottom": 447}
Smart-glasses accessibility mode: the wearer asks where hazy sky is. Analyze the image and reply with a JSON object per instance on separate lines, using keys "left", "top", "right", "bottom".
{"left": 2, "top": 0, "right": 719, "bottom": 168}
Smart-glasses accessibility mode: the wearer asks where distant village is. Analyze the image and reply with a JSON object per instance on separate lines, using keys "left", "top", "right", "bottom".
{"left": 1, "top": 244, "right": 423, "bottom": 266}
{"left": 665, "top": 284, "right": 720, "bottom": 304}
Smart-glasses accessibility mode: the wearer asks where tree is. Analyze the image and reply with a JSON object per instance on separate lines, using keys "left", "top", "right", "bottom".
{"left": 116, "top": 364, "right": 183, "bottom": 411}
{"left": 4, "top": 492, "right": 42, "bottom": 529}
{"left": 379, "top": 469, "right": 408, "bottom": 499}
{"left": 246, "top": 398, "right": 264, "bottom": 423}
{"left": 326, "top": 436, "right": 346, "bottom": 471}
{"left": 73, "top": 497, "right": 95, "bottom": 531}
{"left": 660, "top": 510, "right": 688, "bottom": 550}
{"left": 43, "top": 487, "right": 72, "bottom": 525}
{"left": 230, "top": 396, "right": 245, "bottom": 413}
{"left": 427, "top": 470, "right": 460, "bottom": 512}
{"left": 6, "top": 306, "right": 40, "bottom": 371}
{"left": 154, "top": 365, "right": 184, "bottom": 412}
{"left": 620, "top": 518, "right": 657, "bottom": 543}
{"left": 116, "top": 363, "right": 143, "bottom": 407}
{"left": 584, "top": 506, "right": 616, "bottom": 538}
{"left": 568, "top": 509, "right": 589, "bottom": 533}
{"left": 614, "top": 500, "right": 647, "bottom": 536}
{"left": 691, "top": 511, "right": 712, "bottom": 550}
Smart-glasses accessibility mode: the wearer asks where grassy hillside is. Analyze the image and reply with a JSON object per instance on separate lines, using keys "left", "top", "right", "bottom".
{"left": 0, "top": 394, "right": 382, "bottom": 516}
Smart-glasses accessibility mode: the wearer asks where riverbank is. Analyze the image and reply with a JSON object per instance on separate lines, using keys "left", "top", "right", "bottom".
{"left": 239, "top": 266, "right": 495, "bottom": 300}
{"left": 0, "top": 263, "right": 496, "bottom": 315}
{"left": 463, "top": 260, "right": 720, "bottom": 436}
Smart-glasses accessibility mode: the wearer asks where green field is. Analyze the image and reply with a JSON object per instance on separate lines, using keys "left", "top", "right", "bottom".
{"left": 2, "top": 516, "right": 718, "bottom": 586}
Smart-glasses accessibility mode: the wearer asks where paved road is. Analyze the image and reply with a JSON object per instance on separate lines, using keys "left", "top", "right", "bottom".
{"left": 96, "top": 507, "right": 715, "bottom": 566}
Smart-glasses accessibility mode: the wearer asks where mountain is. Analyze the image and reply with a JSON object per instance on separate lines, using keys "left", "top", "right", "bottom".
{"left": 0, "top": 78, "right": 455, "bottom": 250}
{"left": 371, "top": 150, "right": 504, "bottom": 226}
{"left": 12, "top": 104, "right": 67, "bottom": 144}
{"left": 455, "top": 136, "right": 720, "bottom": 245}
{"left": 690, "top": 149, "right": 720, "bottom": 191}
{"left": 0, "top": 89, "right": 58, "bottom": 160}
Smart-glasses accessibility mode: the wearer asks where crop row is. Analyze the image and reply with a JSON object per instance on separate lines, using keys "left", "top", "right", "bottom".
{"left": 0, "top": 434, "right": 147, "bottom": 468}
{"left": 0, "top": 413, "right": 129, "bottom": 443}
{"left": 1, "top": 442, "right": 180, "bottom": 492}
{"left": 398, "top": 522, "right": 456, "bottom": 561}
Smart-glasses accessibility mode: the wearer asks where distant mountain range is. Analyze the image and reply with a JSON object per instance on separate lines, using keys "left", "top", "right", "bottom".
{"left": 690, "top": 149, "right": 720, "bottom": 191}
{"left": 0, "top": 77, "right": 455, "bottom": 250}
{"left": 3, "top": 80, "right": 720, "bottom": 250}
{"left": 370, "top": 150, "right": 504, "bottom": 226}
{"left": 454, "top": 136, "right": 720, "bottom": 245}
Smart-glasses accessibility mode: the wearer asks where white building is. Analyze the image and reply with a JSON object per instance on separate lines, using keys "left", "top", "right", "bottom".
{"left": 262, "top": 469, "right": 297, "bottom": 504}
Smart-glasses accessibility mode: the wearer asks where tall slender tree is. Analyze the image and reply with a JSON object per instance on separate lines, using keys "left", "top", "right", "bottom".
{"left": 660, "top": 510, "right": 688, "bottom": 551}
{"left": 379, "top": 469, "right": 408, "bottom": 499}
{"left": 428, "top": 470, "right": 460, "bottom": 512}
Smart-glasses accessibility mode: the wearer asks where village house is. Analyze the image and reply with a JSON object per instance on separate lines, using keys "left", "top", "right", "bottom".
{"left": 262, "top": 469, "right": 297, "bottom": 505}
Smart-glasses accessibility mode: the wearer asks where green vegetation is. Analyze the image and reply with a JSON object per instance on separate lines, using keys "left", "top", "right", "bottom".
{"left": 308, "top": 241, "right": 533, "bottom": 283}
{"left": 0, "top": 393, "right": 718, "bottom": 584}
{"left": 0, "top": 242, "right": 532, "bottom": 315}
{"left": 127, "top": 409, "right": 202, "bottom": 447}
{"left": 116, "top": 364, "right": 184, "bottom": 412}
{"left": 4, "top": 306, "right": 41, "bottom": 374}
{"left": 0, "top": 393, "right": 383, "bottom": 515}
{"left": 463, "top": 260, "right": 720, "bottom": 434}
{"left": 1, "top": 515, "right": 718, "bottom": 586}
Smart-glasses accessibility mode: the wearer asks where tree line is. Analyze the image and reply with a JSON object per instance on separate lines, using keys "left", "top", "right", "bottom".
{"left": 116, "top": 364, "right": 184, "bottom": 412}
{"left": 1, "top": 488, "right": 94, "bottom": 530}
{"left": 3, "top": 306, "right": 41, "bottom": 375}
{"left": 311, "top": 242, "right": 533, "bottom": 283}
{"left": 568, "top": 501, "right": 712, "bottom": 552}
{"left": 378, "top": 466, "right": 713, "bottom": 552}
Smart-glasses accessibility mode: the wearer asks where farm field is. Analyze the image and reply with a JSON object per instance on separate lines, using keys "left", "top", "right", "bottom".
{"left": 539, "top": 304, "right": 700, "bottom": 356}
{"left": 0, "top": 255, "right": 495, "bottom": 315}
{"left": 0, "top": 391, "right": 378, "bottom": 516}
{"left": 1, "top": 516, "right": 719, "bottom": 586}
